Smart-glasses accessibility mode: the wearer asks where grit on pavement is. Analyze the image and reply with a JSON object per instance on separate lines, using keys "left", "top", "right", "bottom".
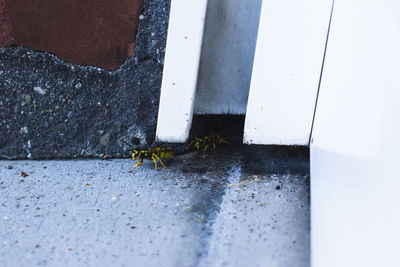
{"left": 0, "top": 146, "right": 310, "bottom": 267}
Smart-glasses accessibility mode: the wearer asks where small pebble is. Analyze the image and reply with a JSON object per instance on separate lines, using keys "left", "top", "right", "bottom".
{"left": 55, "top": 105, "right": 61, "bottom": 111}
{"left": 75, "top": 82, "right": 82, "bottom": 90}
{"left": 20, "top": 127, "right": 28, "bottom": 134}
{"left": 100, "top": 133, "right": 111, "bottom": 146}
{"left": 33, "top": 86, "right": 47, "bottom": 95}
{"left": 24, "top": 95, "right": 32, "bottom": 105}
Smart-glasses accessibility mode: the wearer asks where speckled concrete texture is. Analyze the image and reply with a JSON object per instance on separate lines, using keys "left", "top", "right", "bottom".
{"left": 0, "top": 146, "right": 310, "bottom": 267}
{"left": 0, "top": 0, "right": 170, "bottom": 159}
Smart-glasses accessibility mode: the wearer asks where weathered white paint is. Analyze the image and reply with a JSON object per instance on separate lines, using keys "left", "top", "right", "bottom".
{"left": 243, "top": 0, "right": 333, "bottom": 145}
{"left": 194, "top": 0, "right": 262, "bottom": 115}
{"left": 156, "top": 0, "right": 208, "bottom": 142}
{"left": 311, "top": 1, "right": 400, "bottom": 266}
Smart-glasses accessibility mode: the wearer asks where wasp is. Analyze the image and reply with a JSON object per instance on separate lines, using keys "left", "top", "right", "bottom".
{"left": 130, "top": 147, "right": 174, "bottom": 172}
{"left": 187, "top": 135, "right": 230, "bottom": 155}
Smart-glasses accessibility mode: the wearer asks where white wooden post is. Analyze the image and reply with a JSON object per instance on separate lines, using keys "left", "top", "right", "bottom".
{"left": 156, "top": 0, "right": 208, "bottom": 143}
{"left": 243, "top": 0, "right": 333, "bottom": 145}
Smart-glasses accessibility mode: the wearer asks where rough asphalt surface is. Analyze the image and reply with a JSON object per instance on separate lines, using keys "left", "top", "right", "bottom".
{"left": 0, "top": 146, "right": 310, "bottom": 267}
{"left": 0, "top": 0, "right": 170, "bottom": 159}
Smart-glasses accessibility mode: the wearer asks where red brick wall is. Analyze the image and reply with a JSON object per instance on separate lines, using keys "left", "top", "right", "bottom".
{"left": 2, "top": 0, "right": 144, "bottom": 70}
{"left": 0, "top": 0, "right": 13, "bottom": 46}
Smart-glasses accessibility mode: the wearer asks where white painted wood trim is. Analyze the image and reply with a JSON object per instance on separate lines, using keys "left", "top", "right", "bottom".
{"left": 243, "top": 0, "right": 333, "bottom": 145}
{"left": 156, "top": 0, "right": 208, "bottom": 143}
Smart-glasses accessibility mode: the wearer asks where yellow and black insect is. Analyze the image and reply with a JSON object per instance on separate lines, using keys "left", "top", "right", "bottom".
{"left": 130, "top": 147, "right": 174, "bottom": 172}
{"left": 187, "top": 135, "right": 230, "bottom": 155}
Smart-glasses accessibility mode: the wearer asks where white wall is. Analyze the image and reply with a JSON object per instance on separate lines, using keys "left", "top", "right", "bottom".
{"left": 194, "top": 0, "right": 262, "bottom": 115}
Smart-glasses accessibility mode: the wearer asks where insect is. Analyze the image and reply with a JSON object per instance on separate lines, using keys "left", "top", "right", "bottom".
{"left": 130, "top": 147, "right": 174, "bottom": 172}
{"left": 187, "top": 135, "right": 230, "bottom": 155}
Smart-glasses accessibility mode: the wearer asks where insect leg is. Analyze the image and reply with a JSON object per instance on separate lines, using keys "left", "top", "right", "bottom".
{"left": 153, "top": 154, "right": 167, "bottom": 169}
{"left": 220, "top": 137, "right": 230, "bottom": 145}
{"left": 131, "top": 150, "right": 138, "bottom": 160}
{"left": 203, "top": 144, "right": 209, "bottom": 156}
{"left": 129, "top": 160, "right": 143, "bottom": 172}
{"left": 151, "top": 155, "right": 159, "bottom": 171}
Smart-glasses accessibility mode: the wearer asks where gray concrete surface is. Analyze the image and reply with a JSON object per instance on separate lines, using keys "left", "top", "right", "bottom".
{"left": 0, "top": 147, "right": 310, "bottom": 267}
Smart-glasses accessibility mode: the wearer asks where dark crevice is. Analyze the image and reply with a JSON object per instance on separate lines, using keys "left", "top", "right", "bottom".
{"left": 189, "top": 115, "right": 245, "bottom": 144}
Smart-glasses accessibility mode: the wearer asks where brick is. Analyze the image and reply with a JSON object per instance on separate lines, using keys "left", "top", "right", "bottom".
{"left": 3, "top": 0, "right": 144, "bottom": 70}
{"left": 0, "top": 0, "right": 14, "bottom": 46}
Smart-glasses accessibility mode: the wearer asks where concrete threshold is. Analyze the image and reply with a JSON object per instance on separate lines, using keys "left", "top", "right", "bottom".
{"left": 0, "top": 146, "right": 310, "bottom": 267}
